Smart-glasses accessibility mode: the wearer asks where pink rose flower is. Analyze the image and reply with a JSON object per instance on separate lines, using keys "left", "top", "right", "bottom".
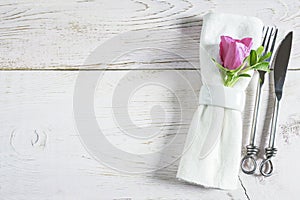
{"left": 219, "top": 36, "right": 253, "bottom": 70}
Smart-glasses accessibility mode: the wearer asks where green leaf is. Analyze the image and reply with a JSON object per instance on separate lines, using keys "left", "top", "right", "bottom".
{"left": 259, "top": 52, "right": 272, "bottom": 62}
{"left": 256, "top": 46, "right": 264, "bottom": 57}
{"left": 251, "top": 62, "right": 270, "bottom": 72}
{"left": 250, "top": 50, "right": 257, "bottom": 66}
{"left": 238, "top": 73, "right": 251, "bottom": 78}
{"left": 211, "top": 58, "right": 228, "bottom": 72}
{"left": 230, "top": 63, "right": 244, "bottom": 73}
{"left": 244, "top": 55, "right": 250, "bottom": 64}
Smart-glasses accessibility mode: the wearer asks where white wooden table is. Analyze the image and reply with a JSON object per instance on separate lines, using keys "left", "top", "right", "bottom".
{"left": 0, "top": 0, "right": 299, "bottom": 199}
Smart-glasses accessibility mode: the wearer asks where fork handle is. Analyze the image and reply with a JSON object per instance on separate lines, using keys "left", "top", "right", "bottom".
{"left": 249, "top": 78, "right": 262, "bottom": 145}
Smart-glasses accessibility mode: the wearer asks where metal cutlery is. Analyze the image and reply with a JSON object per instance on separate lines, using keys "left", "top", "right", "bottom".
{"left": 241, "top": 27, "right": 278, "bottom": 174}
{"left": 260, "top": 31, "right": 293, "bottom": 177}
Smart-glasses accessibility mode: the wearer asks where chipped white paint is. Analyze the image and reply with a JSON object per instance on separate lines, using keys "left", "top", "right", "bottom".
{"left": 0, "top": 0, "right": 299, "bottom": 70}
{"left": 0, "top": 0, "right": 299, "bottom": 199}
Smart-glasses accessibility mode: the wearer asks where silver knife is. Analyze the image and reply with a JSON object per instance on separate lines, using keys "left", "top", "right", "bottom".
{"left": 260, "top": 31, "right": 293, "bottom": 177}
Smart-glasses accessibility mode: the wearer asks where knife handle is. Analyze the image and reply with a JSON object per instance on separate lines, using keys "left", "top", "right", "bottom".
{"left": 269, "top": 98, "right": 280, "bottom": 148}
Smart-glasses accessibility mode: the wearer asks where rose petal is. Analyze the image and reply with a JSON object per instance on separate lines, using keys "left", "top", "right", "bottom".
{"left": 219, "top": 36, "right": 253, "bottom": 70}
{"left": 220, "top": 36, "right": 234, "bottom": 64}
{"left": 240, "top": 37, "right": 253, "bottom": 49}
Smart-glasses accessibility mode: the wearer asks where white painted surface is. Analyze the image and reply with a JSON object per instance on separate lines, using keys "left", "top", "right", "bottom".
{"left": 0, "top": 0, "right": 299, "bottom": 199}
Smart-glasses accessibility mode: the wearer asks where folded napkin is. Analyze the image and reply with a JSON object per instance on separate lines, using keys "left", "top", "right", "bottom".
{"left": 176, "top": 13, "right": 263, "bottom": 190}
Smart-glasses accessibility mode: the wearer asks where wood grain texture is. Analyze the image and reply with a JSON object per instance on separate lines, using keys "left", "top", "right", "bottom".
{"left": 0, "top": 0, "right": 299, "bottom": 70}
{"left": 0, "top": 0, "right": 299, "bottom": 199}
{"left": 0, "top": 70, "right": 299, "bottom": 199}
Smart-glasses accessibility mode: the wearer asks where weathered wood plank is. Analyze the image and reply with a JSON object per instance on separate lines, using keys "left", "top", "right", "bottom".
{"left": 0, "top": 70, "right": 299, "bottom": 199}
{"left": 0, "top": 0, "right": 299, "bottom": 70}
{"left": 1, "top": 0, "right": 299, "bottom": 199}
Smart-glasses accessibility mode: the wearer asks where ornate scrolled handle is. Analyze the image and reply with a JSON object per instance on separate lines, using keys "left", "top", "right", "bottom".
{"left": 241, "top": 155, "right": 257, "bottom": 174}
{"left": 240, "top": 144, "right": 259, "bottom": 174}
{"left": 260, "top": 147, "right": 277, "bottom": 177}
{"left": 260, "top": 158, "right": 273, "bottom": 177}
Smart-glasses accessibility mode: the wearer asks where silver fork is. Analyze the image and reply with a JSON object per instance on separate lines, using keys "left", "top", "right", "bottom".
{"left": 240, "top": 27, "right": 278, "bottom": 175}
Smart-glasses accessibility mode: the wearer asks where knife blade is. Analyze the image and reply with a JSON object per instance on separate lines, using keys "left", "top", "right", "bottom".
{"left": 273, "top": 31, "right": 293, "bottom": 100}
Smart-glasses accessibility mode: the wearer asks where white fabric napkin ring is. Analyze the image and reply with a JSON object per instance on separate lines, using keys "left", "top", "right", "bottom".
{"left": 199, "top": 85, "right": 245, "bottom": 112}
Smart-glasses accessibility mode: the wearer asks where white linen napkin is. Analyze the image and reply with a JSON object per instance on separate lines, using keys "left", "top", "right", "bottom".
{"left": 176, "top": 13, "right": 263, "bottom": 190}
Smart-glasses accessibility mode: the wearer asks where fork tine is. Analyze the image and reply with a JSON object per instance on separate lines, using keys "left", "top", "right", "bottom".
{"left": 269, "top": 28, "right": 278, "bottom": 56}
{"left": 258, "top": 26, "right": 278, "bottom": 82}
{"left": 264, "top": 27, "right": 274, "bottom": 54}
{"left": 265, "top": 27, "right": 278, "bottom": 64}
{"left": 261, "top": 26, "right": 278, "bottom": 56}
{"left": 262, "top": 26, "right": 265, "bottom": 40}
{"left": 262, "top": 27, "right": 269, "bottom": 48}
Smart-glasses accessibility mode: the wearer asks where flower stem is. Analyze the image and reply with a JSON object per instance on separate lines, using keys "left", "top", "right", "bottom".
{"left": 224, "top": 73, "right": 239, "bottom": 87}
